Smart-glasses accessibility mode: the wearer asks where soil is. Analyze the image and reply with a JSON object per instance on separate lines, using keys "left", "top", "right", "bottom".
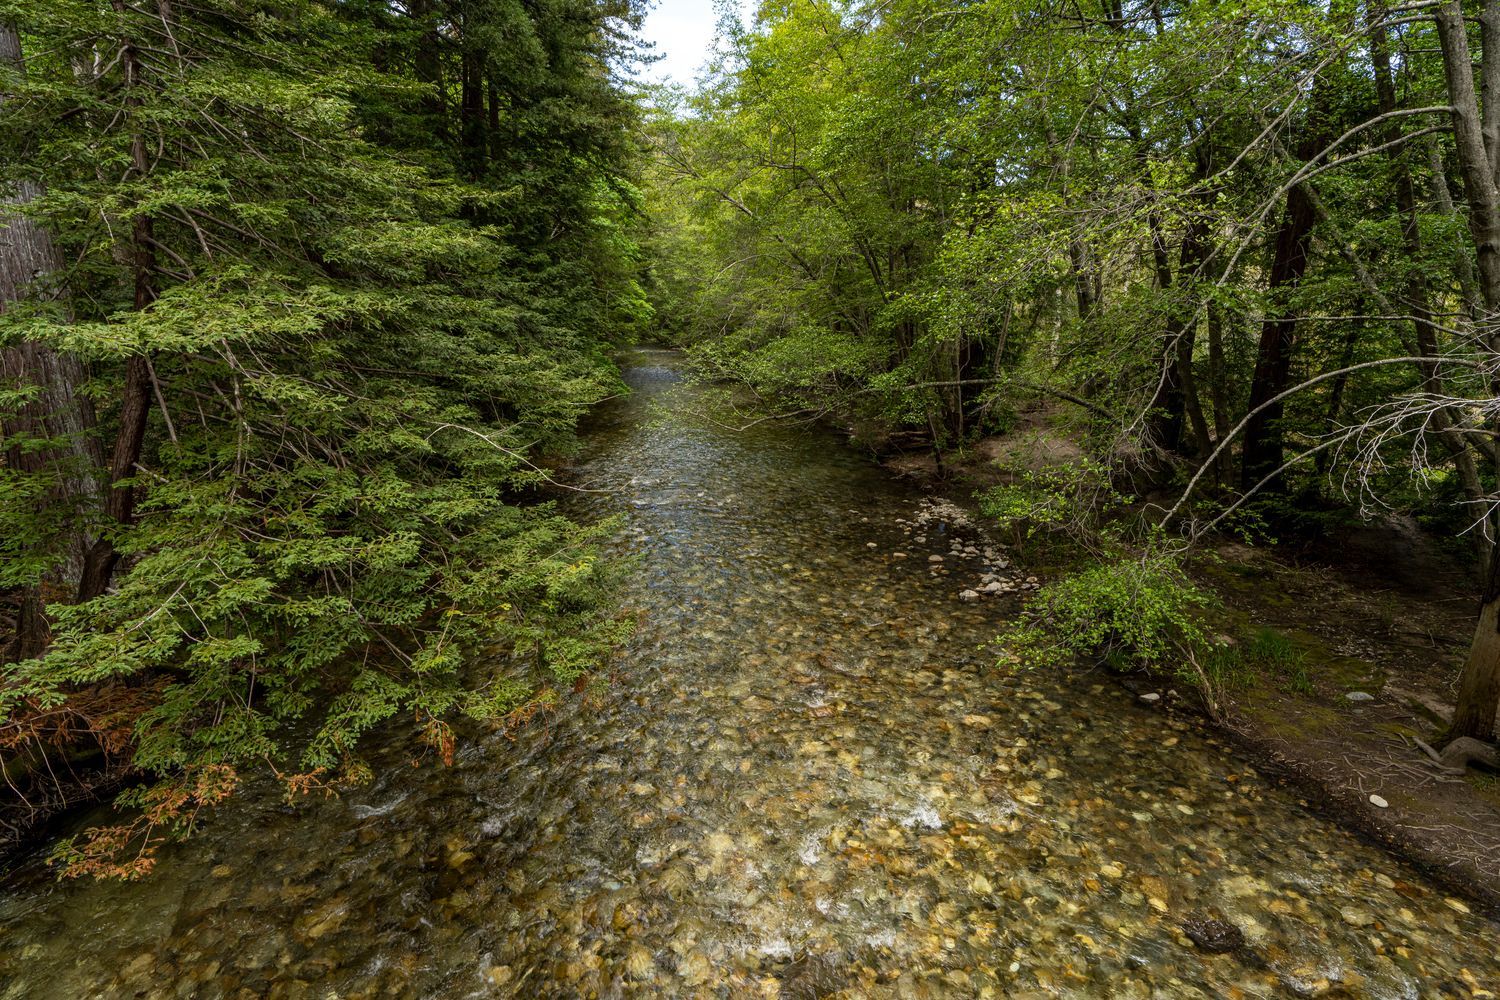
{"left": 1189, "top": 530, "right": 1500, "bottom": 916}
{"left": 870, "top": 409, "right": 1500, "bottom": 916}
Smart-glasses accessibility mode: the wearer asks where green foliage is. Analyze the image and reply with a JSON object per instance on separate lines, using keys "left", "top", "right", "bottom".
{"left": 0, "top": 0, "right": 648, "bottom": 870}
{"left": 998, "top": 553, "right": 1213, "bottom": 674}
{"left": 978, "top": 460, "right": 1130, "bottom": 548}
{"left": 1244, "top": 627, "right": 1303, "bottom": 674}
{"left": 1192, "top": 644, "right": 1257, "bottom": 695}
{"left": 1244, "top": 627, "right": 1314, "bottom": 694}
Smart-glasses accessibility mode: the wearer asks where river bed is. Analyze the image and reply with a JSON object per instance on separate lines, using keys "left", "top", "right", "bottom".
{"left": 0, "top": 349, "right": 1496, "bottom": 998}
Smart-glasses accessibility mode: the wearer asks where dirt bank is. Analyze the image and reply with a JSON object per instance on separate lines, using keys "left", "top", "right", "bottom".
{"left": 868, "top": 418, "right": 1500, "bottom": 917}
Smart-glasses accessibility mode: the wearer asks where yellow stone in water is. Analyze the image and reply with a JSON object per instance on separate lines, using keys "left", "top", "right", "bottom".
{"left": 211, "top": 865, "right": 233, "bottom": 878}
{"left": 1148, "top": 897, "right": 1169, "bottom": 913}
{"left": 1444, "top": 897, "right": 1471, "bottom": 915}
{"left": 625, "top": 946, "right": 654, "bottom": 979}
{"left": 971, "top": 874, "right": 993, "bottom": 894}
{"left": 1099, "top": 863, "right": 1125, "bottom": 879}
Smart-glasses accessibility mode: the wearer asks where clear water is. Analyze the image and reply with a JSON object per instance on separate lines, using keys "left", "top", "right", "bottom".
{"left": 0, "top": 349, "right": 1496, "bottom": 998}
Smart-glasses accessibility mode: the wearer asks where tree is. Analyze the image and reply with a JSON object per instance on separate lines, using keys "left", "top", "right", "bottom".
{"left": 0, "top": 23, "right": 97, "bottom": 660}
{"left": 0, "top": 0, "right": 648, "bottom": 870}
{"left": 648, "top": 0, "right": 1500, "bottom": 746}
{"left": 1432, "top": 0, "right": 1500, "bottom": 741}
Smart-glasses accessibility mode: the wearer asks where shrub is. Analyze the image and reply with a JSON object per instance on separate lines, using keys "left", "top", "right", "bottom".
{"left": 998, "top": 553, "right": 1212, "bottom": 673}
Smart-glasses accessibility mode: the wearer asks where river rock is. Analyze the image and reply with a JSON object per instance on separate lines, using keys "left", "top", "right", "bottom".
{"left": 959, "top": 589, "right": 979, "bottom": 602}
{"left": 928, "top": 555, "right": 944, "bottom": 563}
{"left": 1345, "top": 691, "right": 1374, "bottom": 702}
{"left": 1139, "top": 693, "right": 1160, "bottom": 703}
{"left": 1180, "top": 912, "right": 1243, "bottom": 953}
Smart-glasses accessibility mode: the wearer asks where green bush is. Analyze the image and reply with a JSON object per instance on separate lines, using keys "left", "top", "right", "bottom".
{"left": 998, "top": 553, "right": 1212, "bottom": 673}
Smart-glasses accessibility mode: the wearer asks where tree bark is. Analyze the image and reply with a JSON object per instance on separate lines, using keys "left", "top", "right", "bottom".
{"left": 1239, "top": 188, "right": 1317, "bottom": 492}
{"left": 1239, "top": 82, "right": 1333, "bottom": 492}
{"left": 1144, "top": 206, "right": 1212, "bottom": 459}
{"left": 459, "top": 40, "right": 485, "bottom": 178}
{"left": 0, "top": 24, "right": 99, "bottom": 657}
{"left": 1452, "top": 553, "right": 1500, "bottom": 742}
{"left": 1435, "top": 0, "right": 1500, "bottom": 742}
{"left": 1370, "top": 4, "right": 1486, "bottom": 520}
{"left": 77, "top": 4, "right": 158, "bottom": 603}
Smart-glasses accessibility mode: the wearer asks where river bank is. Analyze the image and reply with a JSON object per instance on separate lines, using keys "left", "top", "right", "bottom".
{"left": 0, "top": 349, "right": 1496, "bottom": 997}
{"left": 871, "top": 405, "right": 1500, "bottom": 921}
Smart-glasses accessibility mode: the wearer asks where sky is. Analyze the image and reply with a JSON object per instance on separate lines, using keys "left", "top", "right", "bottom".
{"left": 637, "top": 0, "right": 753, "bottom": 89}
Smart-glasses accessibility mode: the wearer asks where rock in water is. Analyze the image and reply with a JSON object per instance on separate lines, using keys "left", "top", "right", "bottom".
{"left": 959, "top": 589, "right": 979, "bottom": 602}
{"left": 1345, "top": 691, "right": 1374, "bottom": 702}
{"left": 1180, "top": 913, "right": 1244, "bottom": 953}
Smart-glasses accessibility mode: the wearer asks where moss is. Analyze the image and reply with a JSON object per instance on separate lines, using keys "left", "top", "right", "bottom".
{"left": 1240, "top": 697, "right": 1343, "bottom": 740}
{"left": 1373, "top": 721, "right": 1420, "bottom": 740}
{"left": 1467, "top": 770, "right": 1500, "bottom": 809}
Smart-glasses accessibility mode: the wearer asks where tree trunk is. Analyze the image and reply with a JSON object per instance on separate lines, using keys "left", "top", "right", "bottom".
{"left": 1144, "top": 209, "right": 1211, "bottom": 459}
{"left": 1239, "top": 80, "right": 1333, "bottom": 493}
{"left": 78, "top": 5, "right": 158, "bottom": 603}
{"left": 1452, "top": 551, "right": 1500, "bottom": 742}
{"left": 0, "top": 24, "right": 99, "bottom": 657}
{"left": 1370, "top": 4, "right": 1487, "bottom": 520}
{"left": 1239, "top": 188, "right": 1316, "bottom": 492}
{"left": 1425, "top": 136, "right": 1483, "bottom": 321}
{"left": 1435, "top": 0, "right": 1500, "bottom": 742}
{"left": 460, "top": 44, "right": 485, "bottom": 178}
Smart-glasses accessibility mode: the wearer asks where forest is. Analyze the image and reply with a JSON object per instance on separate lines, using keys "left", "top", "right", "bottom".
{"left": 0, "top": 0, "right": 649, "bottom": 871}
{"left": 646, "top": 0, "right": 1500, "bottom": 742}
{"left": 2, "top": 0, "right": 1500, "bottom": 994}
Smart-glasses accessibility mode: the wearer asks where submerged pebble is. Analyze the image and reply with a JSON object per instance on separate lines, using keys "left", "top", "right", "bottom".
{"left": 0, "top": 350, "right": 1494, "bottom": 999}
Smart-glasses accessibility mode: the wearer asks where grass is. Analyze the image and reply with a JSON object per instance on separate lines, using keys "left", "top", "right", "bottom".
{"left": 1194, "top": 645, "right": 1256, "bottom": 692}
{"left": 1245, "top": 627, "right": 1315, "bottom": 694}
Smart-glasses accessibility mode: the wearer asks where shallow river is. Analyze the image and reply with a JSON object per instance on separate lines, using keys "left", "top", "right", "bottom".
{"left": 1, "top": 350, "right": 1498, "bottom": 998}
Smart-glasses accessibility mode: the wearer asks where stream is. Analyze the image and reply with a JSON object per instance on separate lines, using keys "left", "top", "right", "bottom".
{"left": 1, "top": 348, "right": 1497, "bottom": 998}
